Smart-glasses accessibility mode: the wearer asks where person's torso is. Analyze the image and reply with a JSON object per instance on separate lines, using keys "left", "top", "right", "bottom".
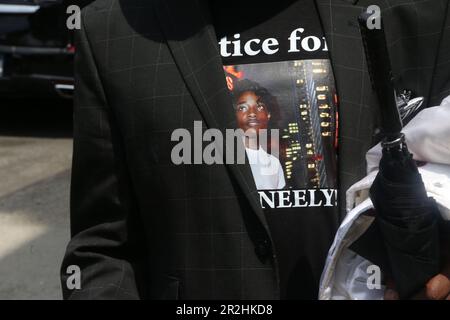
{"left": 211, "top": 0, "right": 340, "bottom": 299}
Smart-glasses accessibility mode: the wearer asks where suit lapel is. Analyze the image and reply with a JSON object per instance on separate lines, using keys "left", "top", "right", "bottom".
{"left": 314, "top": 0, "right": 379, "bottom": 216}
{"left": 154, "top": 0, "right": 269, "bottom": 230}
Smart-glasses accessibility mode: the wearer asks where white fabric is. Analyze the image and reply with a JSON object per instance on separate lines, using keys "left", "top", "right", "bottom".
{"left": 367, "top": 95, "right": 450, "bottom": 174}
{"left": 245, "top": 147, "right": 286, "bottom": 190}
{"left": 319, "top": 95, "right": 450, "bottom": 300}
{"left": 319, "top": 199, "right": 380, "bottom": 300}
{"left": 346, "top": 163, "right": 450, "bottom": 221}
{"left": 331, "top": 249, "right": 385, "bottom": 300}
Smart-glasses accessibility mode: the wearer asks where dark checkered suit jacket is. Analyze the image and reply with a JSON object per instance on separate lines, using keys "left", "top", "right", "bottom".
{"left": 60, "top": 0, "right": 450, "bottom": 299}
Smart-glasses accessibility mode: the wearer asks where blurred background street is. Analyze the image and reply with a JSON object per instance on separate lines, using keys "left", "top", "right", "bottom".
{"left": 0, "top": 99, "right": 72, "bottom": 299}
{"left": 0, "top": 0, "right": 78, "bottom": 299}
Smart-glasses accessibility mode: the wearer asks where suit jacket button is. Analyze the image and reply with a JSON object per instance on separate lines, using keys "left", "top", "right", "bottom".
{"left": 255, "top": 240, "right": 271, "bottom": 263}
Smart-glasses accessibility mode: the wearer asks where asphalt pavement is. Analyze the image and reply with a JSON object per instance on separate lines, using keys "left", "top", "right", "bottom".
{"left": 0, "top": 99, "right": 73, "bottom": 300}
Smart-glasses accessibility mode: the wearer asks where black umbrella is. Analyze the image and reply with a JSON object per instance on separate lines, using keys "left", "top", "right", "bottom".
{"left": 355, "top": 12, "right": 441, "bottom": 299}
{"left": 369, "top": 137, "right": 441, "bottom": 299}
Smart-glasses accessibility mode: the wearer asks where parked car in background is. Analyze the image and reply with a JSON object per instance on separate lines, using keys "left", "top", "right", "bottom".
{"left": 0, "top": 0, "right": 76, "bottom": 99}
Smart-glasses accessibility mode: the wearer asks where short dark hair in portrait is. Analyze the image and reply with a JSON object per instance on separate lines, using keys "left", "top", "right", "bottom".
{"left": 231, "top": 79, "right": 282, "bottom": 129}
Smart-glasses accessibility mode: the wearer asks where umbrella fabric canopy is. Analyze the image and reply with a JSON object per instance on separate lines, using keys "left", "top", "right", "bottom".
{"left": 368, "top": 140, "right": 441, "bottom": 299}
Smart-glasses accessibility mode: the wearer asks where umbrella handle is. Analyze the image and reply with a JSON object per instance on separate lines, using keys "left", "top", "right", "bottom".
{"left": 358, "top": 12, "right": 403, "bottom": 139}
